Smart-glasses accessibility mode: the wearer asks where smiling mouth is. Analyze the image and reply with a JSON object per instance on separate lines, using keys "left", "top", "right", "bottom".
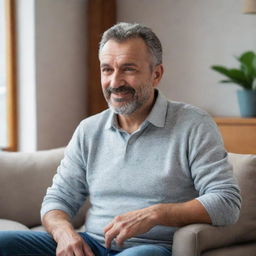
{"left": 111, "top": 91, "right": 133, "bottom": 102}
{"left": 106, "top": 85, "right": 135, "bottom": 102}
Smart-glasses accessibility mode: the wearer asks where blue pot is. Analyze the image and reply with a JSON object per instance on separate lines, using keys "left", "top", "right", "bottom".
{"left": 237, "top": 90, "right": 256, "bottom": 117}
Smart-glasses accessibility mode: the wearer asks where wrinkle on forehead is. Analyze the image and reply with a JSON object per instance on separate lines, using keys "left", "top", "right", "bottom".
{"left": 99, "top": 38, "right": 152, "bottom": 65}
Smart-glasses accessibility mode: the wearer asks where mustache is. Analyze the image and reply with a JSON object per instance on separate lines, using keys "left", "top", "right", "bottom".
{"left": 105, "top": 85, "right": 135, "bottom": 95}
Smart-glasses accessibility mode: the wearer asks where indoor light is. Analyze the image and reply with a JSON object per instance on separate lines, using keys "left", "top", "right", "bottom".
{"left": 243, "top": 0, "right": 256, "bottom": 14}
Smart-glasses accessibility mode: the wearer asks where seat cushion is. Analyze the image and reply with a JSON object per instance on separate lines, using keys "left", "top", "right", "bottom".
{"left": 203, "top": 242, "right": 256, "bottom": 256}
{"left": 0, "top": 219, "right": 29, "bottom": 231}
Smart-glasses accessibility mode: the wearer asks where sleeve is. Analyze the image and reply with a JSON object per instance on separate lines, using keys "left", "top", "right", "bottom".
{"left": 40, "top": 121, "right": 89, "bottom": 219}
{"left": 188, "top": 115, "right": 241, "bottom": 226}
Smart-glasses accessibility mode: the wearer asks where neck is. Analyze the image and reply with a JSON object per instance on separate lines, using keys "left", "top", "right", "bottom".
{"left": 117, "top": 92, "right": 156, "bottom": 134}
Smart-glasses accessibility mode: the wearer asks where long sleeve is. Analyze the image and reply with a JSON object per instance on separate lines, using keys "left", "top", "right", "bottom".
{"left": 188, "top": 115, "right": 241, "bottom": 226}
{"left": 41, "top": 122, "right": 89, "bottom": 219}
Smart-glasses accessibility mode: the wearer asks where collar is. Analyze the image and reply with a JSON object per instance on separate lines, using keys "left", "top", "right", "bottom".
{"left": 145, "top": 89, "right": 168, "bottom": 128}
{"left": 104, "top": 89, "right": 168, "bottom": 130}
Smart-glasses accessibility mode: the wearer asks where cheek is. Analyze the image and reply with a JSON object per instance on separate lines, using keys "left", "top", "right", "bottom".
{"left": 101, "top": 77, "right": 109, "bottom": 89}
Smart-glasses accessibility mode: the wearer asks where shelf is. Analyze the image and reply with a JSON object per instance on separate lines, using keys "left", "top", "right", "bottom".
{"left": 214, "top": 117, "right": 256, "bottom": 154}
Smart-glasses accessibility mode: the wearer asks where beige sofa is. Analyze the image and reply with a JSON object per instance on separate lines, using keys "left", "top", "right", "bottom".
{"left": 0, "top": 148, "right": 87, "bottom": 232}
{"left": 0, "top": 148, "right": 256, "bottom": 255}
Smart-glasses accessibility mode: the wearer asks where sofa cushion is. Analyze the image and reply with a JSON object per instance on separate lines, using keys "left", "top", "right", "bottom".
{"left": 227, "top": 153, "right": 256, "bottom": 242}
{"left": 0, "top": 219, "right": 29, "bottom": 231}
{"left": 0, "top": 148, "right": 64, "bottom": 228}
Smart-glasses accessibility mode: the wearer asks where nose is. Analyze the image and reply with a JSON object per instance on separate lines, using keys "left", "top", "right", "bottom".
{"left": 110, "top": 71, "right": 125, "bottom": 88}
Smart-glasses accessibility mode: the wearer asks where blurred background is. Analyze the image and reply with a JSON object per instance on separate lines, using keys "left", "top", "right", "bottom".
{"left": 1, "top": 0, "right": 255, "bottom": 151}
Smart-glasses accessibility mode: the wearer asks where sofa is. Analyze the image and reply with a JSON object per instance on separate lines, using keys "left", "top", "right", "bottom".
{"left": 0, "top": 148, "right": 256, "bottom": 255}
{"left": 0, "top": 147, "right": 87, "bottom": 232}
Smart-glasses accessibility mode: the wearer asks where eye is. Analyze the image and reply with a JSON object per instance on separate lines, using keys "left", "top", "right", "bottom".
{"left": 101, "top": 67, "right": 113, "bottom": 74}
{"left": 123, "top": 67, "right": 137, "bottom": 72}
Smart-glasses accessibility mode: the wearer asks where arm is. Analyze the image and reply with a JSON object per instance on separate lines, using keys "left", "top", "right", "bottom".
{"left": 41, "top": 123, "right": 91, "bottom": 255}
{"left": 104, "top": 199, "right": 211, "bottom": 248}
{"left": 42, "top": 210, "right": 94, "bottom": 256}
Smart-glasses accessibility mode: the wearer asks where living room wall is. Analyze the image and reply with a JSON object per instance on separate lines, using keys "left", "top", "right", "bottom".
{"left": 16, "top": 0, "right": 256, "bottom": 151}
{"left": 117, "top": 0, "right": 256, "bottom": 116}
{"left": 17, "top": 0, "right": 88, "bottom": 151}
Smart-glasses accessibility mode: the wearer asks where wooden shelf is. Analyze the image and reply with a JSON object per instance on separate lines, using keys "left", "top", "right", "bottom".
{"left": 214, "top": 117, "right": 256, "bottom": 154}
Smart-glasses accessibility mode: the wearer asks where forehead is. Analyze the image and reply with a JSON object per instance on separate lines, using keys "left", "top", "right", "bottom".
{"left": 99, "top": 38, "right": 151, "bottom": 65}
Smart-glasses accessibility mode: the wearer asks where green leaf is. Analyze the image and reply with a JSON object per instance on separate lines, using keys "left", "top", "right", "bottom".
{"left": 211, "top": 65, "right": 250, "bottom": 89}
{"left": 211, "top": 51, "right": 256, "bottom": 90}
{"left": 220, "top": 80, "right": 234, "bottom": 83}
{"left": 238, "top": 51, "right": 256, "bottom": 82}
{"left": 238, "top": 51, "right": 255, "bottom": 66}
{"left": 252, "top": 55, "right": 256, "bottom": 76}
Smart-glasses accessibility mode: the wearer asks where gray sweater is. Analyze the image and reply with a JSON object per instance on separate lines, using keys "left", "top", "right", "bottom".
{"left": 41, "top": 90, "right": 241, "bottom": 250}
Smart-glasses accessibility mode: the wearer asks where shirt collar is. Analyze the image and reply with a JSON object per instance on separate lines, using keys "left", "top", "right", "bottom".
{"left": 145, "top": 89, "right": 168, "bottom": 128}
{"left": 104, "top": 89, "right": 168, "bottom": 130}
{"left": 104, "top": 111, "right": 117, "bottom": 130}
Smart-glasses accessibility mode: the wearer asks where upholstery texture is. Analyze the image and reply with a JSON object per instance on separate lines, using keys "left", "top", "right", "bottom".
{"left": 0, "top": 148, "right": 65, "bottom": 228}
{"left": 0, "top": 147, "right": 88, "bottom": 230}
{"left": 173, "top": 153, "right": 256, "bottom": 256}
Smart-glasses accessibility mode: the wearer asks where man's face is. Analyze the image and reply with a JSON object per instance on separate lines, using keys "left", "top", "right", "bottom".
{"left": 99, "top": 38, "right": 161, "bottom": 115}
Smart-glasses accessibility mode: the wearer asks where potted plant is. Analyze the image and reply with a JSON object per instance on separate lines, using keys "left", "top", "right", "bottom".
{"left": 211, "top": 51, "right": 256, "bottom": 117}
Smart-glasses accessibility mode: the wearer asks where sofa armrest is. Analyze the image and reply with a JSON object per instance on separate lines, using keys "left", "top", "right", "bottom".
{"left": 172, "top": 223, "right": 243, "bottom": 256}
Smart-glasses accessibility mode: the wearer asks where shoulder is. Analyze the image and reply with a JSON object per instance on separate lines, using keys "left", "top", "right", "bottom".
{"left": 80, "top": 109, "right": 110, "bottom": 127}
{"left": 75, "top": 109, "right": 111, "bottom": 136}
{"left": 166, "top": 100, "right": 218, "bottom": 132}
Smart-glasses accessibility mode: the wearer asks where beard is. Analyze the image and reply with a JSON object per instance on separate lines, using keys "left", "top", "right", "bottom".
{"left": 103, "top": 84, "right": 152, "bottom": 115}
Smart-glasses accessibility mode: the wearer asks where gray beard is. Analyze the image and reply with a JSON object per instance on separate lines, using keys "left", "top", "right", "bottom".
{"left": 108, "top": 100, "right": 143, "bottom": 115}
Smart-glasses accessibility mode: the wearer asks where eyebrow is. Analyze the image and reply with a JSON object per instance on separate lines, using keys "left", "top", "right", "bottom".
{"left": 100, "top": 63, "right": 139, "bottom": 68}
{"left": 122, "top": 63, "right": 138, "bottom": 67}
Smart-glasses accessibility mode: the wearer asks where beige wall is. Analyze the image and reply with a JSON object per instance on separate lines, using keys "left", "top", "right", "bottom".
{"left": 17, "top": 0, "right": 88, "bottom": 151}
{"left": 117, "top": 0, "right": 256, "bottom": 116}
{"left": 36, "top": 0, "right": 87, "bottom": 150}
{"left": 16, "top": 0, "right": 256, "bottom": 151}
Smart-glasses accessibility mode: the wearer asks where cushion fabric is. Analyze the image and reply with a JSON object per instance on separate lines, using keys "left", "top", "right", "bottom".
{"left": 0, "top": 219, "right": 29, "bottom": 231}
{"left": 0, "top": 148, "right": 64, "bottom": 228}
{"left": 172, "top": 153, "right": 256, "bottom": 256}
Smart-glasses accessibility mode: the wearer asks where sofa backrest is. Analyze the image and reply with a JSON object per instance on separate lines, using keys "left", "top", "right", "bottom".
{"left": 226, "top": 153, "right": 256, "bottom": 243}
{"left": 0, "top": 148, "right": 65, "bottom": 228}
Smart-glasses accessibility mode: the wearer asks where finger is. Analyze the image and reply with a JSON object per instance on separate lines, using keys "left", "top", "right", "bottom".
{"left": 82, "top": 242, "right": 95, "bottom": 256}
{"left": 105, "top": 228, "right": 120, "bottom": 249}
{"left": 115, "top": 229, "right": 130, "bottom": 247}
{"left": 56, "top": 247, "right": 73, "bottom": 256}
{"left": 73, "top": 247, "right": 86, "bottom": 256}
{"left": 103, "top": 222, "right": 114, "bottom": 234}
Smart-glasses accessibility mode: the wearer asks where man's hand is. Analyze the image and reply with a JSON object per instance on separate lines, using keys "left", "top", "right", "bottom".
{"left": 42, "top": 210, "right": 94, "bottom": 256}
{"left": 104, "top": 200, "right": 211, "bottom": 248}
{"left": 104, "top": 206, "right": 158, "bottom": 248}
{"left": 55, "top": 229, "right": 94, "bottom": 256}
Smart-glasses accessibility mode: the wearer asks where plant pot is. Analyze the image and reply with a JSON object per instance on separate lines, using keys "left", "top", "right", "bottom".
{"left": 237, "top": 90, "right": 256, "bottom": 117}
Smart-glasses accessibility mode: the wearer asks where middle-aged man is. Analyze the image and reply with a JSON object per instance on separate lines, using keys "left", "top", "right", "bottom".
{"left": 0, "top": 22, "right": 241, "bottom": 256}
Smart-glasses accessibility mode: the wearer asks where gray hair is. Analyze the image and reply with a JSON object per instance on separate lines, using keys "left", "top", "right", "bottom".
{"left": 99, "top": 22, "right": 162, "bottom": 66}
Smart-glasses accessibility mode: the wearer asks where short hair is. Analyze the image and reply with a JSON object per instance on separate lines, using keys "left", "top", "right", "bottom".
{"left": 99, "top": 22, "right": 162, "bottom": 66}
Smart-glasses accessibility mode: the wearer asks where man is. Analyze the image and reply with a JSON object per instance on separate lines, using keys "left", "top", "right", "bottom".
{"left": 0, "top": 22, "right": 241, "bottom": 256}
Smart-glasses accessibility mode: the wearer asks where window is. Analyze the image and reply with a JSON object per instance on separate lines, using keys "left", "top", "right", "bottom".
{"left": 0, "top": 0, "right": 17, "bottom": 151}
{"left": 0, "top": 0, "right": 7, "bottom": 148}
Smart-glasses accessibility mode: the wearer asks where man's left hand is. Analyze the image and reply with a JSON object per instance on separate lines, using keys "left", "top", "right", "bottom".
{"left": 104, "top": 206, "right": 159, "bottom": 248}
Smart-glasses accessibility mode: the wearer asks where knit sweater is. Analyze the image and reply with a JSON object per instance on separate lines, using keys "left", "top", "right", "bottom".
{"left": 41, "top": 90, "right": 241, "bottom": 250}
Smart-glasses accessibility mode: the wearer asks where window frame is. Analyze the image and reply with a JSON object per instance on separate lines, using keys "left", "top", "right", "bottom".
{"left": 2, "top": 0, "right": 17, "bottom": 151}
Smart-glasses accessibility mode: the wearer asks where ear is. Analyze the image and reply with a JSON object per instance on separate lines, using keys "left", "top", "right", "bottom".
{"left": 152, "top": 64, "right": 164, "bottom": 88}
